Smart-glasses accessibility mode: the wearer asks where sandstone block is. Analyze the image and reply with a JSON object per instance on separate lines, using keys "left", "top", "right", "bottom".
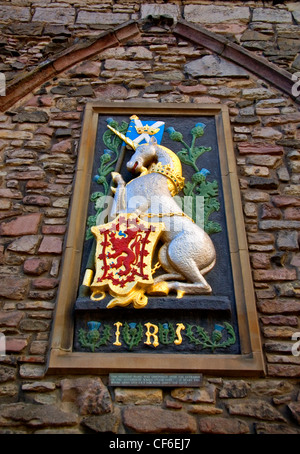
{"left": 277, "top": 231, "right": 299, "bottom": 251}
{"left": 241, "top": 30, "right": 271, "bottom": 42}
{"left": 0, "top": 311, "right": 24, "bottom": 327}
{"left": 19, "top": 364, "right": 45, "bottom": 379}
{"left": 171, "top": 385, "right": 216, "bottom": 404}
{"left": 32, "top": 278, "right": 59, "bottom": 290}
{"left": 0, "top": 6, "right": 31, "bottom": 22}
{"left": 7, "top": 235, "right": 42, "bottom": 254}
{"left": 257, "top": 299, "right": 300, "bottom": 314}
{"left": 260, "top": 220, "right": 300, "bottom": 230}
{"left": 227, "top": 400, "right": 286, "bottom": 421}
{"left": 69, "top": 85, "right": 94, "bottom": 97}
{"left": 148, "top": 70, "right": 184, "bottom": 81}
{"left": 252, "top": 127, "right": 282, "bottom": 140}
{"left": 251, "top": 253, "right": 271, "bottom": 269}
{"left": 38, "top": 236, "right": 63, "bottom": 254}
{"left": 115, "top": 388, "right": 163, "bottom": 405}
{"left": 22, "top": 382, "right": 56, "bottom": 392}
{"left": 32, "top": 7, "right": 75, "bottom": 25}
{"left": 263, "top": 326, "right": 295, "bottom": 339}
{"left": 0, "top": 403, "right": 77, "bottom": 427}
{"left": 255, "top": 422, "right": 300, "bottom": 434}
{"left": 141, "top": 4, "right": 180, "bottom": 22}
{"left": 247, "top": 232, "right": 274, "bottom": 244}
{"left": 261, "top": 203, "right": 281, "bottom": 220}
{"left": 293, "top": 11, "right": 300, "bottom": 24}
{"left": 238, "top": 142, "right": 283, "bottom": 155}
{"left": 12, "top": 111, "right": 49, "bottom": 124}
{"left": 6, "top": 169, "right": 46, "bottom": 180}
{"left": 284, "top": 207, "right": 300, "bottom": 220}
{"left": 0, "top": 366, "right": 17, "bottom": 383}
{"left": 268, "top": 364, "right": 300, "bottom": 378}
{"left": 0, "top": 277, "right": 28, "bottom": 300}
{"left": 244, "top": 202, "right": 257, "bottom": 218}
{"left": 0, "top": 214, "right": 41, "bottom": 237}
{"left": 0, "top": 130, "right": 33, "bottom": 140}
{"left": 184, "top": 5, "right": 250, "bottom": 24}
{"left": 23, "top": 258, "right": 50, "bottom": 275}
{"left": 272, "top": 195, "right": 300, "bottom": 207}
{"left": 6, "top": 337, "right": 28, "bottom": 353}
{"left": 105, "top": 59, "right": 151, "bottom": 71}
{"left": 81, "top": 408, "right": 121, "bottom": 433}
{"left": 241, "top": 165, "right": 269, "bottom": 177}
{"left": 253, "top": 268, "right": 297, "bottom": 282}
{"left": 250, "top": 380, "right": 293, "bottom": 396}
{"left": 0, "top": 189, "right": 22, "bottom": 199}
{"left": 178, "top": 84, "right": 207, "bottom": 95}
{"left": 194, "top": 96, "right": 221, "bottom": 104}
{"left": 51, "top": 139, "right": 73, "bottom": 154}
{"left": 199, "top": 416, "right": 249, "bottom": 434}
{"left": 288, "top": 402, "right": 300, "bottom": 424}
{"left": 249, "top": 177, "right": 279, "bottom": 190}
{"left": 185, "top": 55, "right": 248, "bottom": 78}
{"left": 19, "top": 319, "right": 50, "bottom": 332}
{"left": 42, "top": 225, "right": 66, "bottom": 235}
{"left": 242, "top": 88, "right": 274, "bottom": 99}
{"left": 94, "top": 85, "right": 128, "bottom": 100}
{"left": 23, "top": 195, "right": 51, "bottom": 207}
{"left": 219, "top": 380, "right": 249, "bottom": 398}
{"left": 187, "top": 404, "right": 223, "bottom": 415}
{"left": 61, "top": 377, "right": 112, "bottom": 415}
{"left": 123, "top": 406, "right": 197, "bottom": 433}
{"left": 256, "top": 98, "right": 287, "bottom": 108}
{"left": 252, "top": 7, "right": 292, "bottom": 23}
{"left": 264, "top": 112, "right": 300, "bottom": 126}
{"left": 67, "top": 61, "right": 101, "bottom": 78}
{"left": 76, "top": 11, "right": 129, "bottom": 25}
{"left": 207, "top": 86, "right": 240, "bottom": 97}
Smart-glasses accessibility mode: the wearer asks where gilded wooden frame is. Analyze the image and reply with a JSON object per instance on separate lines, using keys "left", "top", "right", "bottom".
{"left": 47, "top": 102, "right": 265, "bottom": 376}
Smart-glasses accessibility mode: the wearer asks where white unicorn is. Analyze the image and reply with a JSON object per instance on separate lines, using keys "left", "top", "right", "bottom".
{"left": 108, "top": 127, "right": 216, "bottom": 299}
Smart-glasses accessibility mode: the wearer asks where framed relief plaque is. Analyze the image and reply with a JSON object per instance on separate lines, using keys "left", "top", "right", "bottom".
{"left": 47, "top": 102, "right": 265, "bottom": 376}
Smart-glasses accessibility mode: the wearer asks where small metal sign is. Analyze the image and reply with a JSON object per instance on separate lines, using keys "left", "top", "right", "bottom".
{"left": 109, "top": 373, "right": 202, "bottom": 387}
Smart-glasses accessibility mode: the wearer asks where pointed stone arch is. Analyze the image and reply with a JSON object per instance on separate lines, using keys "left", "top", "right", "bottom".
{"left": 0, "top": 18, "right": 298, "bottom": 112}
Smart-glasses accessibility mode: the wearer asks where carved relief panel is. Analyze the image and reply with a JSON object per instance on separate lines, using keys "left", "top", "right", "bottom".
{"left": 48, "top": 103, "right": 264, "bottom": 375}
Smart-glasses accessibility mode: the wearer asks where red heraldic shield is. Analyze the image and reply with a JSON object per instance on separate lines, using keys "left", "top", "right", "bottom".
{"left": 90, "top": 213, "right": 164, "bottom": 308}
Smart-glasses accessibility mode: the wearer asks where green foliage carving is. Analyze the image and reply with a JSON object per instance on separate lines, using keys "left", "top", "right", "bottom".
{"left": 122, "top": 322, "right": 144, "bottom": 350}
{"left": 185, "top": 322, "right": 236, "bottom": 352}
{"left": 158, "top": 323, "right": 176, "bottom": 345}
{"left": 77, "top": 321, "right": 236, "bottom": 352}
{"left": 166, "top": 123, "right": 222, "bottom": 235}
{"left": 85, "top": 118, "right": 129, "bottom": 240}
{"left": 78, "top": 321, "right": 111, "bottom": 352}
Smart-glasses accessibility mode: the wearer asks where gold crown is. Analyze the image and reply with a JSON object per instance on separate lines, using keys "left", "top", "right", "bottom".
{"left": 135, "top": 124, "right": 160, "bottom": 135}
{"left": 148, "top": 162, "right": 185, "bottom": 196}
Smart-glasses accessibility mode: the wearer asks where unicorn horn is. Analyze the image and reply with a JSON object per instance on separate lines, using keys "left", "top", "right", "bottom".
{"left": 107, "top": 125, "right": 137, "bottom": 150}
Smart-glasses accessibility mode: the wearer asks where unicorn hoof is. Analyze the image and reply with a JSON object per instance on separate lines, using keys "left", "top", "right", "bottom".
{"left": 147, "top": 281, "right": 169, "bottom": 296}
{"left": 176, "top": 290, "right": 185, "bottom": 299}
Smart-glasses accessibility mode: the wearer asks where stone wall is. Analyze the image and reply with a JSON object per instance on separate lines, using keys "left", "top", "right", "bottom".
{"left": 0, "top": 0, "right": 300, "bottom": 434}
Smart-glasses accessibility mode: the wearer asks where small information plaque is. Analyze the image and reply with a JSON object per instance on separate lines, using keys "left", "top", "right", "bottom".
{"left": 109, "top": 373, "right": 202, "bottom": 388}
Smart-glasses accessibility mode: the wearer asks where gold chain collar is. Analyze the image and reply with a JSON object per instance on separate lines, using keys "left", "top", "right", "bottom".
{"left": 147, "top": 162, "right": 185, "bottom": 196}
